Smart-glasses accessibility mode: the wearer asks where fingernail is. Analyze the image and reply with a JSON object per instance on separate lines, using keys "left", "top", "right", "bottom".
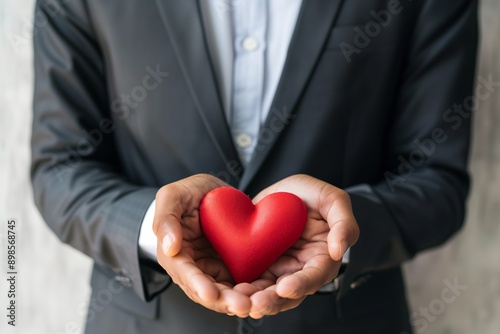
{"left": 162, "top": 234, "right": 173, "bottom": 256}
{"left": 339, "top": 240, "right": 349, "bottom": 259}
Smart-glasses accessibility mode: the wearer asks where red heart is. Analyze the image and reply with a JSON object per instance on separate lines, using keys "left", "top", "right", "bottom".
{"left": 199, "top": 187, "right": 307, "bottom": 283}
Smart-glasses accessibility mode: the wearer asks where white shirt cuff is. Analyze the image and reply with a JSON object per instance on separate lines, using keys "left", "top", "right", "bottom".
{"left": 343, "top": 248, "right": 350, "bottom": 263}
{"left": 138, "top": 199, "right": 158, "bottom": 261}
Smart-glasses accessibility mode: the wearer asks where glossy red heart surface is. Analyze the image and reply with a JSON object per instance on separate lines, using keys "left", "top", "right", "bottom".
{"left": 199, "top": 187, "right": 307, "bottom": 283}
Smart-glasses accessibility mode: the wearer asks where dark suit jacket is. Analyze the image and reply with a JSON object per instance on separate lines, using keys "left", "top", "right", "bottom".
{"left": 31, "top": 0, "right": 478, "bottom": 333}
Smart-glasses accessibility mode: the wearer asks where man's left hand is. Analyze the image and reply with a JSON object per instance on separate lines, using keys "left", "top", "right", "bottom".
{"left": 233, "top": 174, "right": 359, "bottom": 318}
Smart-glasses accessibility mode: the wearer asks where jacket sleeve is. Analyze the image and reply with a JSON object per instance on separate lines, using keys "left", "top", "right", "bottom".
{"left": 31, "top": 0, "right": 169, "bottom": 302}
{"left": 341, "top": 0, "right": 478, "bottom": 293}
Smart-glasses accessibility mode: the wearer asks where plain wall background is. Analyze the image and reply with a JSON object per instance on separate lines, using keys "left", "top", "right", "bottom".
{"left": 1, "top": 1, "right": 499, "bottom": 333}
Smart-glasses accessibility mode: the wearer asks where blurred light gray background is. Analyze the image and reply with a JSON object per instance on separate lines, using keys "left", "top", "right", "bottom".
{"left": 1, "top": 1, "right": 499, "bottom": 333}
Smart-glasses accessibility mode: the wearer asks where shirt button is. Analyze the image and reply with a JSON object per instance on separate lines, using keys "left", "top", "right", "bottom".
{"left": 242, "top": 37, "right": 259, "bottom": 51}
{"left": 235, "top": 133, "right": 253, "bottom": 149}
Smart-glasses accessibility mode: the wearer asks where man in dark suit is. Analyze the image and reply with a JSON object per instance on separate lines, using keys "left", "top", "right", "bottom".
{"left": 31, "top": 0, "right": 478, "bottom": 333}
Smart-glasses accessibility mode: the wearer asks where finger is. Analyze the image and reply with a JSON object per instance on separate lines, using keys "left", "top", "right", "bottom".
{"left": 251, "top": 174, "right": 312, "bottom": 204}
{"left": 214, "top": 286, "right": 252, "bottom": 317}
{"left": 327, "top": 218, "right": 359, "bottom": 261}
{"left": 180, "top": 277, "right": 251, "bottom": 317}
{"left": 319, "top": 190, "right": 359, "bottom": 261}
{"left": 153, "top": 174, "right": 231, "bottom": 256}
{"left": 180, "top": 281, "right": 252, "bottom": 317}
{"left": 252, "top": 174, "right": 321, "bottom": 205}
{"left": 153, "top": 185, "right": 187, "bottom": 256}
{"left": 275, "top": 255, "right": 338, "bottom": 299}
{"left": 233, "top": 283, "right": 260, "bottom": 297}
{"left": 154, "top": 210, "right": 184, "bottom": 257}
{"left": 252, "top": 184, "right": 281, "bottom": 204}
{"left": 160, "top": 251, "right": 220, "bottom": 303}
{"left": 233, "top": 278, "right": 275, "bottom": 297}
{"left": 249, "top": 288, "right": 305, "bottom": 319}
{"left": 189, "top": 267, "right": 221, "bottom": 302}
{"left": 159, "top": 249, "right": 252, "bottom": 316}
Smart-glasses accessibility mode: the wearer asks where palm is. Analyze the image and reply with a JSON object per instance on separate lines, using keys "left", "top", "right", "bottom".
{"left": 179, "top": 213, "right": 235, "bottom": 285}
{"left": 256, "top": 215, "right": 332, "bottom": 285}
{"left": 154, "top": 175, "right": 256, "bottom": 316}
{"left": 230, "top": 212, "right": 339, "bottom": 318}
{"left": 231, "top": 174, "right": 359, "bottom": 318}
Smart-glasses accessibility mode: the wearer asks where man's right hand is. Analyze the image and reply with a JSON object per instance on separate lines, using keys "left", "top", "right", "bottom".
{"left": 153, "top": 174, "right": 252, "bottom": 317}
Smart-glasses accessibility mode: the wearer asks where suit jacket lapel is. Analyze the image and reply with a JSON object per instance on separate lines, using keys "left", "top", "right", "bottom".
{"left": 155, "top": 0, "right": 242, "bottom": 184}
{"left": 239, "top": 0, "right": 346, "bottom": 191}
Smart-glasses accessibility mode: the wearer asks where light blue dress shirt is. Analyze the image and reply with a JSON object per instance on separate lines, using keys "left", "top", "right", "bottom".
{"left": 200, "top": 0, "right": 303, "bottom": 164}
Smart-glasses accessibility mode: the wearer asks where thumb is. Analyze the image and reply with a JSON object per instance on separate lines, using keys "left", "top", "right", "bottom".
{"left": 154, "top": 214, "right": 183, "bottom": 257}
{"left": 152, "top": 183, "right": 193, "bottom": 257}
{"left": 152, "top": 174, "right": 231, "bottom": 256}
{"left": 326, "top": 214, "right": 359, "bottom": 261}
{"left": 152, "top": 193, "right": 184, "bottom": 256}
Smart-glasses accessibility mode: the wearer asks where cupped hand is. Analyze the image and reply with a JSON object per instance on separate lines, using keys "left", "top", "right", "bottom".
{"left": 153, "top": 174, "right": 252, "bottom": 317}
{"left": 234, "top": 174, "right": 360, "bottom": 319}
